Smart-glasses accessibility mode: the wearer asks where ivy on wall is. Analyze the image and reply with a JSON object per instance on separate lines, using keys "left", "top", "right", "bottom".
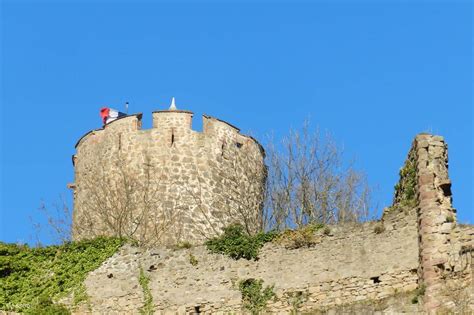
{"left": 393, "top": 146, "right": 418, "bottom": 208}
{"left": 0, "top": 237, "right": 126, "bottom": 313}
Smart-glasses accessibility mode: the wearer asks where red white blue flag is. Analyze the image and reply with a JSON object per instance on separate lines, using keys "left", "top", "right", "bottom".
{"left": 100, "top": 107, "right": 126, "bottom": 125}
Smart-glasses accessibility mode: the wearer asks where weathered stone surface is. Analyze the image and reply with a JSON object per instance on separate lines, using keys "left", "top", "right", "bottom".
{"left": 67, "top": 124, "right": 473, "bottom": 314}
{"left": 414, "top": 134, "right": 473, "bottom": 313}
{"left": 70, "top": 110, "right": 266, "bottom": 245}
{"left": 80, "top": 217, "right": 420, "bottom": 314}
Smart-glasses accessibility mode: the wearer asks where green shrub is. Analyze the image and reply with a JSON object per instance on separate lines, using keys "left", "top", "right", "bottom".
{"left": 239, "top": 278, "right": 275, "bottom": 315}
{"left": 0, "top": 237, "right": 126, "bottom": 313}
{"left": 205, "top": 224, "right": 278, "bottom": 260}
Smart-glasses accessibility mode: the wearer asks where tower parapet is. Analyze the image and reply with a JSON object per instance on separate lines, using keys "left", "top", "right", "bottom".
{"left": 71, "top": 105, "right": 266, "bottom": 245}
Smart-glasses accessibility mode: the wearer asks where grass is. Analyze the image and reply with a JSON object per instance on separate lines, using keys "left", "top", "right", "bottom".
{"left": 138, "top": 266, "right": 154, "bottom": 314}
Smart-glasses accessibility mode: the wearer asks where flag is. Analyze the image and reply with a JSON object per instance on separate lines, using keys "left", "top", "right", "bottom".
{"left": 100, "top": 107, "right": 127, "bottom": 125}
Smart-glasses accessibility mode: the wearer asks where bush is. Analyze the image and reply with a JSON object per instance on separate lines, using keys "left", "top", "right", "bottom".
{"left": 276, "top": 223, "right": 325, "bottom": 249}
{"left": 374, "top": 224, "right": 385, "bottom": 234}
{"left": 205, "top": 224, "right": 278, "bottom": 260}
{"left": 239, "top": 278, "right": 275, "bottom": 315}
{"left": 0, "top": 237, "right": 126, "bottom": 313}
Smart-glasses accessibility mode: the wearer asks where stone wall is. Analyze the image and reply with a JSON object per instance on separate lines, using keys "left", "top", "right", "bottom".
{"left": 71, "top": 109, "right": 266, "bottom": 245}
{"left": 79, "top": 212, "right": 419, "bottom": 314}
{"left": 412, "top": 134, "right": 473, "bottom": 312}
{"left": 69, "top": 132, "right": 472, "bottom": 314}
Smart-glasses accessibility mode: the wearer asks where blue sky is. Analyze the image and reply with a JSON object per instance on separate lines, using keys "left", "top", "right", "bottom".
{"left": 1, "top": 0, "right": 472, "bottom": 245}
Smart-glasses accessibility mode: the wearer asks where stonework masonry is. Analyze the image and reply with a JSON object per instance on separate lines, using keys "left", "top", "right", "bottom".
{"left": 71, "top": 109, "right": 266, "bottom": 245}
{"left": 414, "top": 134, "right": 473, "bottom": 313}
{"left": 68, "top": 133, "right": 473, "bottom": 314}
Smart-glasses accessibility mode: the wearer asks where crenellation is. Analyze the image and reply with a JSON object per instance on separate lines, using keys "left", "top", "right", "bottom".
{"left": 71, "top": 107, "right": 266, "bottom": 245}
{"left": 202, "top": 115, "right": 240, "bottom": 141}
{"left": 105, "top": 113, "right": 143, "bottom": 131}
{"left": 151, "top": 110, "right": 193, "bottom": 140}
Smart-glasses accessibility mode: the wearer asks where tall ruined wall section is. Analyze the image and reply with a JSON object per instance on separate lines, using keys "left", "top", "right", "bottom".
{"left": 413, "top": 134, "right": 473, "bottom": 312}
{"left": 71, "top": 110, "right": 266, "bottom": 245}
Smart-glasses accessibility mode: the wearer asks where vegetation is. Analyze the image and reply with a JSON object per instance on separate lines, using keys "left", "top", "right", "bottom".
{"left": 0, "top": 237, "right": 126, "bottom": 313}
{"left": 189, "top": 253, "right": 198, "bottom": 266}
{"left": 175, "top": 241, "right": 192, "bottom": 249}
{"left": 72, "top": 283, "right": 90, "bottom": 307}
{"left": 285, "top": 290, "right": 309, "bottom": 314}
{"left": 374, "top": 223, "right": 385, "bottom": 234}
{"left": 275, "top": 223, "right": 326, "bottom": 249}
{"left": 205, "top": 224, "right": 278, "bottom": 260}
{"left": 238, "top": 278, "right": 275, "bottom": 315}
{"left": 411, "top": 283, "right": 426, "bottom": 304}
{"left": 206, "top": 223, "right": 332, "bottom": 255}
{"left": 138, "top": 266, "right": 153, "bottom": 315}
{"left": 393, "top": 149, "right": 417, "bottom": 208}
{"left": 322, "top": 226, "right": 331, "bottom": 235}
{"left": 75, "top": 151, "right": 183, "bottom": 247}
{"left": 264, "top": 122, "right": 372, "bottom": 231}
{"left": 23, "top": 296, "right": 70, "bottom": 315}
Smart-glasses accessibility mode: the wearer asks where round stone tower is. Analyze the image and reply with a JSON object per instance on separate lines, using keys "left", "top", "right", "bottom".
{"left": 70, "top": 102, "right": 266, "bottom": 245}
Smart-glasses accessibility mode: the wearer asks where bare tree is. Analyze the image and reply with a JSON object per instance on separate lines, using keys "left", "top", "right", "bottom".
{"left": 74, "top": 150, "right": 182, "bottom": 247}
{"left": 184, "top": 138, "right": 267, "bottom": 238}
{"left": 31, "top": 195, "right": 73, "bottom": 245}
{"left": 264, "top": 122, "right": 371, "bottom": 231}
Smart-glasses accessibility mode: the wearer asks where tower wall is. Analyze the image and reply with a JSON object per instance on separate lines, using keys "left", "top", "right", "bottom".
{"left": 71, "top": 110, "right": 266, "bottom": 246}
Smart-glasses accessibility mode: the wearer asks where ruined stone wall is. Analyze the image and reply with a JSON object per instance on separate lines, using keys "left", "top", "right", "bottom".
{"left": 78, "top": 211, "right": 419, "bottom": 314}
{"left": 71, "top": 110, "right": 266, "bottom": 245}
{"left": 412, "top": 134, "right": 473, "bottom": 312}
{"left": 69, "top": 132, "right": 472, "bottom": 314}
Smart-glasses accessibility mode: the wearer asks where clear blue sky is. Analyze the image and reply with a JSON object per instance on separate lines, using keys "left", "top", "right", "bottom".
{"left": 1, "top": 0, "right": 472, "bottom": 245}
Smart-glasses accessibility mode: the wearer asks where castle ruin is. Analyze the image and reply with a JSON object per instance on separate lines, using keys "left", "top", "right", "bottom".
{"left": 72, "top": 133, "right": 473, "bottom": 314}
{"left": 70, "top": 104, "right": 266, "bottom": 245}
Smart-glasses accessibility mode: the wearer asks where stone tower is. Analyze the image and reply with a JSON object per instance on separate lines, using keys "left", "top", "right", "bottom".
{"left": 70, "top": 102, "right": 266, "bottom": 245}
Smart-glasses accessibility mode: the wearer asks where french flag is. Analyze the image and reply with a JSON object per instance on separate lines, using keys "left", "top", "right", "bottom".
{"left": 100, "top": 107, "right": 127, "bottom": 125}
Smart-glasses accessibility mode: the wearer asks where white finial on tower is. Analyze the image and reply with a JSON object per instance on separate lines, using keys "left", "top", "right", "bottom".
{"left": 169, "top": 97, "right": 177, "bottom": 110}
